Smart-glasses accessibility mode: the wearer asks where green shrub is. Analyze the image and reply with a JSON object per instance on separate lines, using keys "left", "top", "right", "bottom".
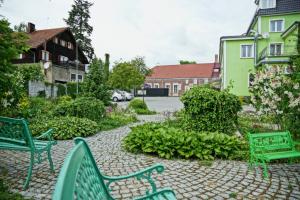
{"left": 54, "top": 97, "right": 105, "bottom": 121}
{"left": 123, "top": 123, "right": 248, "bottom": 160}
{"left": 57, "top": 84, "right": 66, "bottom": 96}
{"left": 30, "top": 116, "right": 98, "bottom": 140}
{"left": 180, "top": 87, "right": 242, "bottom": 135}
{"left": 18, "top": 97, "right": 55, "bottom": 119}
{"left": 66, "top": 82, "right": 83, "bottom": 98}
{"left": 128, "top": 99, "right": 156, "bottom": 115}
{"left": 98, "top": 112, "right": 138, "bottom": 131}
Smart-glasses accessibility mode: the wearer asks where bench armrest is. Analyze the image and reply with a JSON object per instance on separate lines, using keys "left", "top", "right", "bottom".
{"left": 36, "top": 129, "right": 56, "bottom": 144}
{"left": 103, "top": 164, "right": 164, "bottom": 194}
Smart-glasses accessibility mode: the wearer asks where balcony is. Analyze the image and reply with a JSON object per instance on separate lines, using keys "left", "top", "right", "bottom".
{"left": 257, "top": 45, "right": 299, "bottom": 66}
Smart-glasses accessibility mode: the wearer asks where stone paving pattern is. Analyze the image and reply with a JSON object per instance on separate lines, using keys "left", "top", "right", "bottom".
{"left": 1, "top": 114, "right": 300, "bottom": 199}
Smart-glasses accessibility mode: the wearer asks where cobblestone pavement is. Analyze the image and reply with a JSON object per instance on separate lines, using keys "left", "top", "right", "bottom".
{"left": 1, "top": 114, "right": 300, "bottom": 199}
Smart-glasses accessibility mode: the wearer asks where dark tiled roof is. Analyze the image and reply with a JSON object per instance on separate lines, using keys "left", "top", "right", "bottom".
{"left": 257, "top": 0, "right": 300, "bottom": 15}
{"left": 247, "top": 0, "right": 300, "bottom": 34}
{"left": 27, "top": 27, "right": 68, "bottom": 48}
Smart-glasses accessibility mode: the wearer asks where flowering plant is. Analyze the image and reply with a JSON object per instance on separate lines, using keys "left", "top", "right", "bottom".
{"left": 250, "top": 57, "right": 300, "bottom": 135}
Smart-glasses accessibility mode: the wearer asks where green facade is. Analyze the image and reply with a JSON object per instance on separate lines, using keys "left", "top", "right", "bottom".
{"left": 220, "top": 1, "right": 300, "bottom": 96}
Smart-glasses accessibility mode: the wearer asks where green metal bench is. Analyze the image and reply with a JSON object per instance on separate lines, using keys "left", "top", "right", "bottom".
{"left": 0, "top": 116, "right": 56, "bottom": 189}
{"left": 53, "top": 138, "right": 176, "bottom": 200}
{"left": 248, "top": 131, "right": 300, "bottom": 178}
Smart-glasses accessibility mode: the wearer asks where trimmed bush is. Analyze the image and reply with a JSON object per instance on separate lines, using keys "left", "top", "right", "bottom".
{"left": 54, "top": 97, "right": 105, "bottom": 121}
{"left": 181, "top": 87, "right": 242, "bottom": 135}
{"left": 128, "top": 99, "right": 156, "bottom": 115}
{"left": 123, "top": 122, "right": 247, "bottom": 160}
{"left": 30, "top": 116, "right": 98, "bottom": 140}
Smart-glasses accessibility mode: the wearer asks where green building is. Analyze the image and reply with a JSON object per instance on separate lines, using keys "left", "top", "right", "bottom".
{"left": 219, "top": 0, "right": 300, "bottom": 96}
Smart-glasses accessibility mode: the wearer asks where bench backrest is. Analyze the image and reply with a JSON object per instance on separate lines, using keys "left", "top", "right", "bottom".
{"left": 248, "top": 131, "right": 294, "bottom": 154}
{"left": 0, "top": 116, "right": 34, "bottom": 148}
{"left": 53, "top": 138, "right": 112, "bottom": 200}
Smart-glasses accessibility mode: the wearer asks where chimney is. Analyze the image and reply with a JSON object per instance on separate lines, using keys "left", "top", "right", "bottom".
{"left": 214, "top": 54, "right": 219, "bottom": 63}
{"left": 27, "top": 22, "right": 35, "bottom": 33}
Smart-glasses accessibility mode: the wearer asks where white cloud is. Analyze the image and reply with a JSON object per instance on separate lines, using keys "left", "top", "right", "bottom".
{"left": 1, "top": 0, "right": 256, "bottom": 67}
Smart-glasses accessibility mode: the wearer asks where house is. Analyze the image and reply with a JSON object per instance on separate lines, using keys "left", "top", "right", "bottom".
{"left": 145, "top": 55, "right": 220, "bottom": 96}
{"left": 219, "top": 0, "right": 300, "bottom": 96}
{"left": 13, "top": 22, "right": 89, "bottom": 84}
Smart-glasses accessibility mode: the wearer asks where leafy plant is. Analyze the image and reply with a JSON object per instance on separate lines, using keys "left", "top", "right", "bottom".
{"left": 180, "top": 87, "right": 242, "bottom": 135}
{"left": 128, "top": 99, "right": 156, "bottom": 115}
{"left": 98, "top": 111, "right": 137, "bottom": 131}
{"left": 30, "top": 116, "right": 98, "bottom": 140}
{"left": 123, "top": 122, "right": 248, "bottom": 160}
{"left": 66, "top": 82, "right": 83, "bottom": 98}
{"left": 54, "top": 97, "right": 105, "bottom": 121}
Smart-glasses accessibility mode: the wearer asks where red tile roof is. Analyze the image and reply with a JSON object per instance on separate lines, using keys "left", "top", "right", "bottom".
{"left": 147, "top": 63, "right": 216, "bottom": 79}
{"left": 27, "top": 27, "right": 68, "bottom": 48}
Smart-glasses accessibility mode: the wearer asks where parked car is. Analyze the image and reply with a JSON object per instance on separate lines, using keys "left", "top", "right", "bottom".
{"left": 111, "top": 90, "right": 125, "bottom": 102}
{"left": 121, "top": 91, "right": 134, "bottom": 101}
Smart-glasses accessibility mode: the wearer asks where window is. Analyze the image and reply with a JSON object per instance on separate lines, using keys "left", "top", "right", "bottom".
{"left": 165, "top": 83, "right": 170, "bottom": 89}
{"left": 67, "top": 42, "right": 73, "bottom": 49}
{"left": 248, "top": 73, "right": 255, "bottom": 87}
{"left": 42, "top": 50, "right": 49, "bottom": 61}
{"left": 71, "top": 74, "right": 76, "bottom": 81}
{"left": 19, "top": 54, "right": 23, "bottom": 59}
{"left": 260, "top": 0, "right": 276, "bottom": 9}
{"left": 173, "top": 84, "right": 178, "bottom": 94}
{"left": 213, "top": 68, "right": 219, "bottom": 72}
{"left": 154, "top": 83, "right": 159, "bottom": 88}
{"left": 270, "top": 20, "right": 284, "bottom": 32}
{"left": 60, "top": 40, "right": 66, "bottom": 47}
{"left": 53, "top": 37, "right": 58, "bottom": 44}
{"left": 270, "top": 43, "right": 283, "bottom": 56}
{"left": 241, "top": 45, "right": 253, "bottom": 58}
{"left": 77, "top": 75, "right": 83, "bottom": 82}
{"left": 60, "top": 55, "right": 69, "bottom": 63}
{"left": 193, "top": 79, "right": 197, "bottom": 84}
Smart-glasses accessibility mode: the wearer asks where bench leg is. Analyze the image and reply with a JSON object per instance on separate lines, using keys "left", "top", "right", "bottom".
{"left": 23, "top": 152, "right": 34, "bottom": 190}
{"left": 47, "top": 148, "right": 54, "bottom": 172}
{"left": 261, "top": 161, "right": 269, "bottom": 179}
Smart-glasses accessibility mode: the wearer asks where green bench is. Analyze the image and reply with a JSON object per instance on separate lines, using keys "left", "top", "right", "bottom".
{"left": 0, "top": 116, "right": 56, "bottom": 189}
{"left": 248, "top": 131, "right": 300, "bottom": 178}
{"left": 53, "top": 138, "right": 176, "bottom": 200}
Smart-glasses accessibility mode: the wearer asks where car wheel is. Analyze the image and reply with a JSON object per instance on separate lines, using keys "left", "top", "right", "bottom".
{"left": 113, "top": 97, "right": 118, "bottom": 102}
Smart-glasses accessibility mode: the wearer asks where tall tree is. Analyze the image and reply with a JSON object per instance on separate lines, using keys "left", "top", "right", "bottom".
{"left": 14, "top": 22, "right": 27, "bottom": 32}
{"left": 64, "top": 0, "right": 94, "bottom": 60}
{"left": 83, "top": 57, "right": 110, "bottom": 105}
{"left": 108, "top": 61, "right": 145, "bottom": 91}
{"left": 0, "top": 19, "right": 29, "bottom": 111}
{"left": 130, "top": 56, "right": 150, "bottom": 76}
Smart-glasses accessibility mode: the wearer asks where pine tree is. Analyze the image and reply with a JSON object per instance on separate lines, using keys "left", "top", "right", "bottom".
{"left": 64, "top": 0, "right": 94, "bottom": 60}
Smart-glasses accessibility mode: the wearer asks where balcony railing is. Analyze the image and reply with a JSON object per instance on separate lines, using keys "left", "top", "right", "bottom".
{"left": 258, "top": 45, "right": 299, "bottom": 62}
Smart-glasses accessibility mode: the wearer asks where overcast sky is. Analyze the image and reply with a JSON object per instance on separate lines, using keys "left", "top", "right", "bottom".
{"left": 1, "top": 0, "right": 257, "bottom": 67}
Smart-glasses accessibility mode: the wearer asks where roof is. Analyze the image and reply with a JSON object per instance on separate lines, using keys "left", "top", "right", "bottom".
{"left": 220, "top": 35, "right": 254, "bottom": 41}
{"left": 27, "top": 27, "right": 68, "bottom": 48}
{"left": 281, "top": 21, "right": 300, "bottom": 38}
{"left": 247, "top": 0, "right": 300, "bottom": 34}
{"left": 147, "top": 63, "right": 218, "bottom": 79}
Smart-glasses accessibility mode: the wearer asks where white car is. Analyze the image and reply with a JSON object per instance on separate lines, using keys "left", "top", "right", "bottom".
{"left": 111, "top": 90, "right": 125, "bottom": 102}
{"left": 121, "top": 91, "right": 134, "bottom": 101}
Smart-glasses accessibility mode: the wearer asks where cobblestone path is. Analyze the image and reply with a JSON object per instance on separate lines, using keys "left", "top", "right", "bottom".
{"left": 0, "top": 114, "right": 300, "bottom": 199}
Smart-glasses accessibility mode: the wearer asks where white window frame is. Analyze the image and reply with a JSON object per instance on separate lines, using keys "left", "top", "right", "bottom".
{"left": 240, "top": 44, "right": 254, "bottom": 58}
{"left": 70, "top": 73, "right": 76, "bottom": 82}
{"left": 19, "top": 54, "right": 23, "bottom": 59}
{"left": 60, "top": 55, "right": 69, "bottom": 63}
{"left": 42, "top": 50, "right": 49, "bottom": 61}
{"left": 193, "top": 79, "right": 197, "bottom": 84}
{"left": 269, "top": 43, "right": 284, "bottom": 56}
{"left": 77, "top": 74, "right": 83, "bottom": 82}
{"left": 67, "top": 42, "right": 73, "bottom": 49}
{"left": 165, "top": 83, "right": 171, "bottom": 89}
{"left": 269, "top": 19, "right": 284, "bottom": 32}
{"left": 147, "top": 83, "right": 152, "bottom": 88}
{"left": 260, "top": 0, "right": 276, "bottom": 9}
{"left": 60, "top": 40, "right": 66, "bottom": 47}
{"left": 154, "top": 83, "right": 159, "bottom": 88}
{"left": 173, "top": 83, "right": 179, "bottom": 94}
{"left": 53, "top": 37, "right": 58, "bottom": 44}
